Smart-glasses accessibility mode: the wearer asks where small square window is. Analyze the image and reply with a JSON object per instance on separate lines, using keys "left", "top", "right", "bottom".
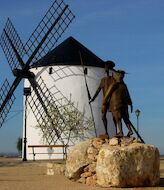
{"left": 84, "top": 68, "right": 88, "bottom": 75}
{"left": 49, "top": 67, "right": 53, "bottom": 74}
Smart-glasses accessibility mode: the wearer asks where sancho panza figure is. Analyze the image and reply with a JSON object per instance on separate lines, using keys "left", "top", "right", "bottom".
{"left": 89, "top": 61, "right": 115, "bottom": 136}
{"left": 103, "top": 70, "right": 133, "bottom": 137}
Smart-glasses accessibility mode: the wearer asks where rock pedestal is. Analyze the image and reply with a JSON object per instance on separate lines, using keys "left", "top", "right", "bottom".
{"left": 65, "top": 137, "right": 160, "bottom": 188}
{"left": 96, "top": 142, "right": 160, "bottom": 187}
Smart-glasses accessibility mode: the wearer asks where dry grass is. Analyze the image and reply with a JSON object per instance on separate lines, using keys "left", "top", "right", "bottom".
{"left": 0, "top": 157, "right": 163, "bottom": 190}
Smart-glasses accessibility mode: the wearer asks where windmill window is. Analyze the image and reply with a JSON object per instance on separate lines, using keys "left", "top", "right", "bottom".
{"left": 84, "top": 68, "right": 88, "bottom": 75}
{"left": 49, "top": 67, "right": 53, "bottom": 75}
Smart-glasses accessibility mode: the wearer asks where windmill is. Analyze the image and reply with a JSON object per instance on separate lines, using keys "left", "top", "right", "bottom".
{"left": 0, "top": 0, "right": 75, "bottom": 146}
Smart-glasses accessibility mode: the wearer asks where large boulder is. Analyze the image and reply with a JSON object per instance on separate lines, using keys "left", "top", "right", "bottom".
{"left": 65, "top": 137, "right": 160, "bottom": 188}
{"left": 65, "top": 139, "right": 92, "bottom": 179}
{"left": 65, "top": 137, "right": 105, "bottom": 182}
{"left": 96, "top": 142, "right": 160, "bottom": 187}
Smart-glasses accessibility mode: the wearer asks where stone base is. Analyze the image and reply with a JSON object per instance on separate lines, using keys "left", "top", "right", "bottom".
{"left": 96, "top": 143, "right": 160, "bottom": 187}
{"left": 65, "top": 137, "right": 160, "bottom": 187}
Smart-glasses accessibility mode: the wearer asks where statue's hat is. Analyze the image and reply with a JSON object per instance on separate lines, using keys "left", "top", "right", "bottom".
{"left": 117, "top": 70, "right": 128, "bottom": 74}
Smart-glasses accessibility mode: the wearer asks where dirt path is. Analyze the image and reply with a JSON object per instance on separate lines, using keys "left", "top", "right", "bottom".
{"left": 0, "top": 157, "right": 163, "bottom": 190}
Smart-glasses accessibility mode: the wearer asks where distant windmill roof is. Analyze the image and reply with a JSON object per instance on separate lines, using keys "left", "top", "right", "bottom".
{"left": 32, "top": 36, "right": 115, "bottom": 69}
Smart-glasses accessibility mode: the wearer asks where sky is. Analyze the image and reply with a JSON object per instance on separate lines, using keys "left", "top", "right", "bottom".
{"left": 0, "top": 0, "right": 164, "bottom": 154}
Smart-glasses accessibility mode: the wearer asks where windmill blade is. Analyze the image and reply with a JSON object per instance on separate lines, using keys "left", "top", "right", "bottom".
{"left": 0, "top": 79, "right": 17, "bottom": 127}
{"left": 0, "top": 18, "right": 25, "bottom": 71}
{"left": 27, "top": 93, "right": 57, "bottom": 144}
{"left": 27, "top": 76, "right": 66, "bottom": 144}
{"left": 23, "top": 0, "right": 75, "bottom": 67}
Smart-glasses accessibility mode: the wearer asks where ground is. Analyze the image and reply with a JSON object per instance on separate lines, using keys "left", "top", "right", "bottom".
{"left": 0, "top": 157, "right": 163, "bottom": 190}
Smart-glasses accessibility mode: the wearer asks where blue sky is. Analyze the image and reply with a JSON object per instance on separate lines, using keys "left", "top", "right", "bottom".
{"left": 0, "top": 0, "right": 164, "bottom": 154}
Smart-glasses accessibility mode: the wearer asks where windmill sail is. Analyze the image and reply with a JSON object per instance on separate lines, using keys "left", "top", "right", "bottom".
{"left": 23, "top": 0, "right": 75, "bottom": 67}
{"left": 28, "top": 76, "right": 64, "bottom": 144}
{"left": 0, "top": 18, "right": 25, "bottom": 71}
{"left": 0, "top": 79, "right": 16, "bottom": 127}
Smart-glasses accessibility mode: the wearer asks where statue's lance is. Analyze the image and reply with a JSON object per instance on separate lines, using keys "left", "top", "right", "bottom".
{"left": 129, "top": 121, "right": 145, "bottom": 143}
{"left": 79, "top": 51, "right": 97, "bottom": 137}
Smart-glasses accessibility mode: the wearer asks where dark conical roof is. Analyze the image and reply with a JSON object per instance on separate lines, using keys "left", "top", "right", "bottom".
{"left": 31, "top": 36, "right": 114, "bottom": 69}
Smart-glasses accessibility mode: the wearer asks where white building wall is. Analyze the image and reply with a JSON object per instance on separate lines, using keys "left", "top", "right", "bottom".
{"left": 23, "top": 65, "right": 116, "bottom": 160}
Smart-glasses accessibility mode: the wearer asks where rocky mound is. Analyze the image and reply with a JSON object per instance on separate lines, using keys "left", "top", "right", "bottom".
{"left": 65, "top": 136, "right": 160, "bottom": 187}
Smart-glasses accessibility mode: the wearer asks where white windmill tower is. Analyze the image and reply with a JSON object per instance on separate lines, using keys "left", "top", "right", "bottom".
{"left": 25, "top": 36, "right": 116, "bottom": 160}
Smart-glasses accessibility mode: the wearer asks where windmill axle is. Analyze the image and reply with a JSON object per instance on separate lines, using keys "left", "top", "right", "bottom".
{"left": 12, "top": 68, "right": 35, "bottom": 79}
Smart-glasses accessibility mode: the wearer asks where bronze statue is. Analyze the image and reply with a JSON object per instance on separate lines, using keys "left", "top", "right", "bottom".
{"left": 103, "top": 70, "right": 133, "bottom": 137}
{"left": 89, "top": 61, "right": 115, "bottom": 136}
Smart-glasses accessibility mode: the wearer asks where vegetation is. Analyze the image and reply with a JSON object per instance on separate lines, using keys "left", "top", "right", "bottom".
{"left": 36, "top": 97, "right": 94, "bottom": 144}
{"left": 16, "top": 137, "right": 22, "bottom": 154}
